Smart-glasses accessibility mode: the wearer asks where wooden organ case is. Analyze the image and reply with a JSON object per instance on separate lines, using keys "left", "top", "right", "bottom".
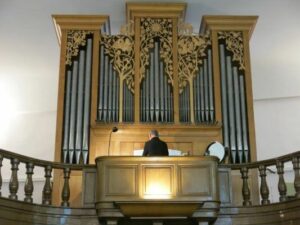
{"left": 52, "top": 3, "right": 258, "bottom": 205}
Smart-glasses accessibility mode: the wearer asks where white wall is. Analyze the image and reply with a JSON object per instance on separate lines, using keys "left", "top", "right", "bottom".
{"left": 0, "top": 0, "right": 300, "bottom": 176}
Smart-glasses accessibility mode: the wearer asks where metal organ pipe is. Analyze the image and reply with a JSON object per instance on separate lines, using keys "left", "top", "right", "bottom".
{"left": 129, "top": 85, "right": 133, "bottom": 121}
{"left": 62, "top": 38, "right": 93, "bottom": 164}
{"left": 112, "top": 71, "right": 117, "bottom": 122}
{"left": 163, "top": 69, "right": 168, "bottom": 122}
{"left": 98, "top": 45, "right": 122, "bottom": 123}
{"left": 149, "top": 51, "right": 155, "bottom": 121}
{"left": 123, "top": 82, "right": 126, "bottom": 121}
{"left": 184, "top": 87, "right": 188, "bottom": 122}
{"left": 103, "top": 55, "right": 109, "bottom": 121}
{"left": 140, "top": 73, "right": 145, "bottom": 121}
{"left": 98, "top": 45, "right": 105, "bottom": 120}
{"left": 204, "top": 59, "right": 209, "bottom": 121}
{"left": 233, "top": 67, "right": 243, "bottom": 163}
{"left": 108, "top": 62, "right": 113, "bottom": 122}
{"left": 82, "top": 38, "right": 92, "bottom": 164}
{"left": 154, "top": 42, "right": 160, "bottom": 122}
{"left": 208, "top": 49, "right": 214, "bottom": 121}
{"left": 200, "top": 66, "right": 205, "bottom": 121}
{"left": 226, "top": 55, "right": 237, "bottom": 163}
{"left": 75, "top": 50, "right": 86, "bottom": 164}
{"left": 170, "top": 86, "right": 173, "bottom": 122}
{"left": 240, "top": 75, "right": 249, "bottom": 162}
{"left": 145, "top": 69, "right": 150, "bottom": 122}
{"left": 167, "top": 76, "right": 171, "bottom": 122}
{"left": 116, "top": 75, "right": 119, "bottom": 122}
{"left": 62, "top": 70, "right": 72, "bottom": 163}
{"left": 220, "top": 45, "right": 229, "bottom": 153}
{"left": 195, "top": 68, "right": 200, "bottom": 122}
{"left": 219, "top": 43, "right": 250, "bottom": 163}
{"left": 140, "top": 40, "right": 173, "bottom": 123}
{"left": 68, "top": 61, "right": 79, "bottom": 163}
{"left": 188, "top": 85, "right": 191, "bottom": 122}
{"left": 160, "top": 61, "right": 164, "bottom": 121}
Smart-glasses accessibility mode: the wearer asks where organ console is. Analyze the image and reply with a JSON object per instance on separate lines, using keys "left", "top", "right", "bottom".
{"left": 52, "top": 2, "right": 259, "bottom": 209}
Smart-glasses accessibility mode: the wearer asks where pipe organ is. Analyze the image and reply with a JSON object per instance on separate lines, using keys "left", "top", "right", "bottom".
{"left": 53, "top": 3, "right": 257, "bottom": 168}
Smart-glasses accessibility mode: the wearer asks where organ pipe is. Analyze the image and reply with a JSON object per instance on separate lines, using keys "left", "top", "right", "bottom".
{"left": 68, "top": 61, "right": 79, "bottom": 163}
{"left": 75, "top": 50, "right": 85, "bottom": 164}
{"left": 140, "top": 40, "right": 173, "bottom": 123}
{"left": 98, "top": 45, "right": 105, "bottom": 120}
{"left": 62, "top": 37, "right": 93, "bottom": 164}
{"left": 82, "top": 38, "right": 92, "bottom": 164}
{"left": 62, "top": 70, "right": 72, "bottom": 163}
{"left": 98, "top": 41, "right": 136, "bottom": 123}
{"left": 208, "top": 49, "right": 214, "bottom": 121}
{"left": 240, "top": 75, "right": 249, "bottom": 162}
{"left": 219, "top": 42, "right": 250, "bottom": 163}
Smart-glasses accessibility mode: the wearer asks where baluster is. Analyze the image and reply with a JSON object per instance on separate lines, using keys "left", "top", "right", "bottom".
{"left": 276, "top": 161, "right": 287, "bottom": 202}
{"left": 292, "top": 156, "right": 300, "bottom": 198}
{"left": 9, "top": 158, "right": 20, "bottom": 200}
{"left": 258, "top": 165, "right": 270, "bottom": 204}
{"left": 61, "top": 168, "right": 71, "bottom": 207}
{"left": 240, "top": 167, "right": 251, "bottom": 206}
{"left": 42, "top": 165, "right": 52, "bottom": 205}
{"left": 24, "top": 162, "right": 34, "bottom": 203}
{"left": 0, "top": 154, "right": 3, "bottom": 196}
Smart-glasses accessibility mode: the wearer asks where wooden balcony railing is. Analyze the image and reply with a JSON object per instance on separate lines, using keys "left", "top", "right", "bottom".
{"left": 220, "top": 151, "right": 300, "bottom": 206}
{"left": 0, "top": 148, "right": 94, "bottom": 207}
{"left": 0, "top": 148, "right": 299, "bottom": 208}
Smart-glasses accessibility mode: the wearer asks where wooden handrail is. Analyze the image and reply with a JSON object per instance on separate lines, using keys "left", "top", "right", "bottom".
{"left": 219, "top": 151, "right": 300, "bottom": 169}
{"left": 0, "top": 148, "right": 95, "bottom": 207}
{"left": 0, "top": 148, "right": 95, "bottom": 170}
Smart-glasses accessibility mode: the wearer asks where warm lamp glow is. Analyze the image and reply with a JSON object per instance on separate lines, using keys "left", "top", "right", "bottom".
{"left": 144, "top": 181, "right": 171, "bottom": 199}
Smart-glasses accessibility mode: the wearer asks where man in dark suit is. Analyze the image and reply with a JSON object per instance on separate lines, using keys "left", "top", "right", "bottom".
{"left": 143, "top": 130, "right": 169, "bottom": 156}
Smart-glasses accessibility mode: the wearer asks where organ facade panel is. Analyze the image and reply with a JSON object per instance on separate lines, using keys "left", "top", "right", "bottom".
{"left": 53, "top": 3, "right": 257, "bottom": 167}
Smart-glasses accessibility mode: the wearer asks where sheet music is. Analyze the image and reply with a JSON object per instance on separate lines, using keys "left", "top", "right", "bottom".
{"left": 133, "top": 149, "right": 182, "bottom": 156}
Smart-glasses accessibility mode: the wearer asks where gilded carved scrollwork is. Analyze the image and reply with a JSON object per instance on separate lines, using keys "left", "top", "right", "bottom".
{"left": 140, "top": 18, "right": 173, "bottom": 85}
{"left": 218, "top": 31, "right": 245, "bottom": 70}
{"left": 178, "top": 34, "right": 211, "bottom": 93}
{"left": 66, "top": 30, "right": 92, "bottom": 66}
{"left": 101, "top": 35, "right": 135, "bottom": 93}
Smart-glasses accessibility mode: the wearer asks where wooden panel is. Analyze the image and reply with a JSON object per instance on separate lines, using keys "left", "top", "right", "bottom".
{"left": 218, "top": 168, "right": 233, "bottom": 206}
{"left": 178, "top": 166, "right": 210, "bottom": 196}
{"left": 90, "top": 136, "right": 109, "bottom": 159}
{"left": 143, "top": 166, "right": 173, "bottom": 196}
{"left": 82, "top": 168, "right": 97, "bottom": 207}
{"left": 133, "top": 142, "right": 145, "bottom": 150}
{"left": 106, "top": 166, "right": 137, "bottom": 196}
{"left": 119, "top": 142, "right": 135, "bottom": 156}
